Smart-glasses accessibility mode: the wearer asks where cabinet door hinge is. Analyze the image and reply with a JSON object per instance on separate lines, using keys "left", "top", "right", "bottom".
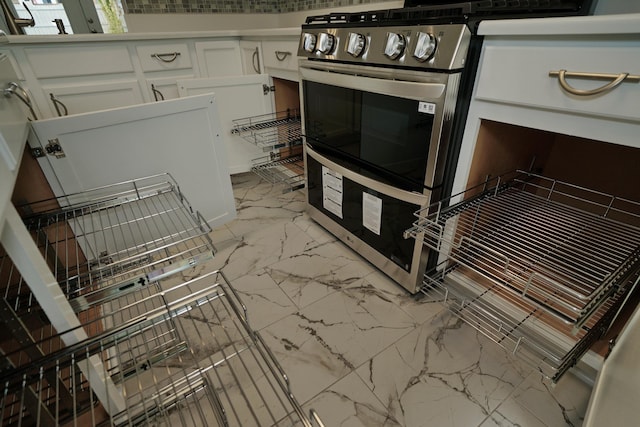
{"left": 262, "top": 84, "right": 276, "bottom": 95}
{"left": 45, "top": 138, "right": 66, "bottom": 159}
{"left": 30, "top": 146, "right": 45, "bottom": 158}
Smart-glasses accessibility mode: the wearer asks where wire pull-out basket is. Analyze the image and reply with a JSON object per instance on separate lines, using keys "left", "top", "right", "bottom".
{"left": 1, "top": 271, "right": 323, "bottom": 426}
{"left": 405, "top": 170, "right": 640, "bottom": 382}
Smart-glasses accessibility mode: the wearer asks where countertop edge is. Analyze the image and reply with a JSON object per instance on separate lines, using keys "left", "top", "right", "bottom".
{"left": 1, "top": 27, "right": 301, "bottom": 44}
{"left": 478, "top": 13, "right": 640, "bottom": 36}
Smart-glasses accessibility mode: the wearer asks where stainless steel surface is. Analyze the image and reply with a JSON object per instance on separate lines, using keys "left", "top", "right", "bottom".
{"left": 1, "top": 271, "right": 319, "bottom": 426}
{"left": 0, "top": 0, "right": 34, "bottom": 35}
{"left": 421, "top": 266, "right": 639, "bottom": 383}
{"left": 305, "top": 146, "right": 430, "bottom": 293}
{"left": 405, "top": 171, "right": 640, "bottom": 330}
{"left": 549, "top": 69, "right": 640, "bottom": 96}
{"left": 405, "top": 171, "right": 640, "bottom": 381}
{"left": 251, "top": 153, "right": 304, "bottom": 193}
{"left": 4, "top": 81, "right": 38, "bottom": 120}
{"left": 299, "top": 60, "right": 460, "bottom": 193}
{"left": 232, "top": 109, "right": 301, "bottom": 151}
{"left": 8, "top": 174, "right": 215, "bottom": 318}
{"left": 152, "top": 52, "right": 181, "bottom": 63}
{"left": 49, "top": 93, "right": 68, "bottom": 116}
{"left": 298, "top": 24, "right": 470, "bottom": 71}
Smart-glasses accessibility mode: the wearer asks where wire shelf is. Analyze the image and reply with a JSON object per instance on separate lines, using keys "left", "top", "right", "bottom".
{"left": 421, "top": 264, "right": 640, "bottom": 383}
{"left": 405, "top": 170, "right": 640, "bottom": 331}
{"left": 251, "top": 153, "right": 305, "bottom": 193}
{"left": 232, "top": 109, "right": 302, "bottom": 151}
{"left": 8, "top": 174, "right": 215, "bottom": 318}
{"left": 0, "top": 271, "right": 322, "bottom": 427}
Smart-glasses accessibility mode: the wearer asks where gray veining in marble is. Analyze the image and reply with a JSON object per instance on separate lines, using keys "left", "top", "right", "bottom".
{"left": 199, "top": 173, "right": 594, "bottom": 426}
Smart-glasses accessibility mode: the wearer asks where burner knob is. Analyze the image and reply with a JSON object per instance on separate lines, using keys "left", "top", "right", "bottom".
{"left": 302, "top": 33, "right": 317, "bottom": 53}
{"left": 414, "top": 32, "right": 437, "bottom": 61}
{"left": 317, "top": 32, "right": 336, "bottom": 54}
{"left": 346, "top": 32, "right": 366, "bottom": 57}
{"left": 384, "top": 32, "right": 406, "bottom": 60}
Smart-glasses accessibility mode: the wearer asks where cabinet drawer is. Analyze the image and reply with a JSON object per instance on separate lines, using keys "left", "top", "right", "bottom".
{"left": 25, "top": 45, "right": 134, "bottom": 78}
{"left": 136, "top": 43, "right": 192, "bottom": 72}
{"left": 262, "top": 40, "right": 299, "bottom": 72}
{"left": 476, "top": 43, "right": 640, "bottom": 123}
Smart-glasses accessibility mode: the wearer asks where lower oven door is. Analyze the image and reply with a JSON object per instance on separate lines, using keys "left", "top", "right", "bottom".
{"left": 305, "top": 145, "right": 429, "bottom": 293}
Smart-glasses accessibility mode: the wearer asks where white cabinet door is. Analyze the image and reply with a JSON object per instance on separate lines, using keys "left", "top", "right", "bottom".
{"left": 195, "top": 41, "right": 243, "bottom": 78}
{"left": 43, "top": 80, "right": 145, "bottom": 117}
{"left": 29, "top": 94, "right": 236, "bottom": 228}
{"left": 177, "top": 75, "right": 274, "bottom": 174}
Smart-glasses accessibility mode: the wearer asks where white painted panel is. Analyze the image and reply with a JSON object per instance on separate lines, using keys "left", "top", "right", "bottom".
{"left": 25, "top": 45, "right": 134, "bottom": 78}
{"left": 194, "top": 40, "right": 243, "bottom": 78}
{"left": 29, "top": 94, "right": 236, "bottom": 227}
{"left": 178, "top": 75, "right": 273, "bottom": 174}
{"left": 43, "top": 80, "right": 145, "bottom": 116}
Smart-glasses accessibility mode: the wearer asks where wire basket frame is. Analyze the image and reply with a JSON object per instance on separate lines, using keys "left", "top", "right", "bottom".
{"left": 1, "top": 271, "right": 321, "bottom": 427}
{"left": 231, "top": 109, "right": 302, "bottom": 151}
{"left": 405, "top": 170, "right": 640, "bottom": 331}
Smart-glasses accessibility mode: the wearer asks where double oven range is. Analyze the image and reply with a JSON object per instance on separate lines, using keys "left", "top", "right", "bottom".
{"left": 297, "top": 1, "right": 595, "bottom": 293}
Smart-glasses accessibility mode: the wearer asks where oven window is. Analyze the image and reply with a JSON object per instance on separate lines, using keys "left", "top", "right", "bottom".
{"left": 303, "top": 81, "right": 435, "bottom": 192}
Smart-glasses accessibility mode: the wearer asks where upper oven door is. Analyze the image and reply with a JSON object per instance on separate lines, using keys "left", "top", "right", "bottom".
{"left": 300, "top": 61, "right": 460, "bottom": 193}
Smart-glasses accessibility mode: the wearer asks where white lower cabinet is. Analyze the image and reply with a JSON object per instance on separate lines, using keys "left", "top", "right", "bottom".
{"left": 177, "top": 75, "right": 274, "bottom": 174}
{"left": 29, "top": 94, "right": 236, "bottom": 227}
{"left": 42, "top": 80, "right": 145, "bottom": 117}
{"left": 194, "top": 40, "right": 244, "bottom": 78}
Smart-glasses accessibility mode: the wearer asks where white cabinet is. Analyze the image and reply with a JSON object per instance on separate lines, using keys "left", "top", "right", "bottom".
{"left": 240, "top": 40, "right": 263, "bottom": 75}
{"left": 43, "top": 80, "right": 145, "bottom": 117}
{"left": 29, "top": 94, "right": 236, "bottom": 227}
{"left": 261, "top": 39, "right": 300, "bottom": 81}
{"left": 135, "top": 42, "right": 193, "bottom": 72}
{"left": 177, "top": 75, "right": 274, "bottom": 174}
{"left": 194, "top": 40, "right": 243, "bottom": 78}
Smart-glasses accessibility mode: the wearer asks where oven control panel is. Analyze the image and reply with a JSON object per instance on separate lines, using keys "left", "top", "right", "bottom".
{"left": 298, "top": 24, "right": 470, "bottom": 71}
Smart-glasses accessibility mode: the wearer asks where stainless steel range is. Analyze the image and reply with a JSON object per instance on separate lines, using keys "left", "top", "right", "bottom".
{"left": 297, "top": 1, "right": 595, "bottom": 293}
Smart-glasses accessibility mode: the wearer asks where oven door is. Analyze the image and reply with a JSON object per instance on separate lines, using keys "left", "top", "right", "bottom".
{"left": 300, "top": 61, "right": 460, "bottom": 194}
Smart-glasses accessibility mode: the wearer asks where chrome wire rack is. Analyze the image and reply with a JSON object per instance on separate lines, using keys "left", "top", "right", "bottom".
{"left": 251, "top": 153, "right": 305, "bottom": 193}
{"left": 405, "top": 170, "right": 640, "bottom": 330}
{"left": 10, "top": 174, "right": 215, "bottom": 317}
{"left": 0, "top": 271, "right": 322, "bottom": 427}
{"left": 405, "top": 170, "right": 640, "bottom": 382}
{"left": 231, "top": 109, "right": 302, "bottom": 151}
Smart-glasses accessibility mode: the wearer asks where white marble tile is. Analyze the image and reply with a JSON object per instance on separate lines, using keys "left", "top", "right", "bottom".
{"left": 356, "top": 312, "right": 531, "bottom": 427}
{"left": 481, "top": 401, "right": 547, "bottom": 427}
{"left": 305, "top": 371, "right": 402, "bottom": 427}
{"left": 227, "top": 269, "right": 297, "bottom": 331}
{"left": 351, "top": 270, "right": 445, "bottom": 324}
{"left": 260, "top": 313, "right": 354, "bottom": 404}
{"left": 291, "top": 212, "right": 337, "bottom": 245}
{"left": 508, "top": 371, "right": 592, "bottom": 427}
{"left": 266, "top": 240, "right": 377, "bottom": 309}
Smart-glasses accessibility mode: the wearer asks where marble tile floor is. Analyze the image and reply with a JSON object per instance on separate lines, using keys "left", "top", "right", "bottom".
{"left": 195, "top": 173, "right": 594, "bottom": 427}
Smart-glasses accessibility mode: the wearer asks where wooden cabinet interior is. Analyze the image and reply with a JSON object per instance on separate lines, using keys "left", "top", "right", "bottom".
{"left": 465, "top": 119, "right": 640, "bottom": 358}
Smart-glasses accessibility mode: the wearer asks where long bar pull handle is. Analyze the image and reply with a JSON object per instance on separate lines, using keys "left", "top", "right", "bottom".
{"left": 275, "top": 50, "right": 291, "bottom": 61}
{"left": 3, "top": 81, "right": 38, "bottom": 120}
{"left": 549, "top": 69, "right": 640, "bottom": 96}
{"left": 150, "top": 83, "right": 164, "bottom": 101}
{"left": 49, "top": 93, "right": 68, "bottom": 116}
{"left": 252, "top": 47, "right": 261, "bottom": 73}
{"left": 151, "top": 52, "right": 180, "bottom": 63}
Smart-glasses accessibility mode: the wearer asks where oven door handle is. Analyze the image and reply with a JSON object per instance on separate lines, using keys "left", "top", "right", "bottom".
{"left": 306, "top": 144, "right": 430, "bottom": 207}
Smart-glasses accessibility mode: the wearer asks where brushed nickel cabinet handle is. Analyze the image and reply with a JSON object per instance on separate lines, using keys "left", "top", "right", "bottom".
{"left": 151, "top": 83, "right": 164, "bottom": 101}
{"left": 49, "top": 93, "right": 68, "bottom": 116}
{"left": 252, "top": 47, "right": 261, "bottom": 73}
{"left": 274, "top": 51, "right": 291, "bottom": 61}
{"left": 152, "top": 52, "right": 181, "bottom": 63}
{"left": 3, "top": 81, "right": 38, "bottom": 120}
{"left": 549, "top": 69, "right": 640, "bottom": 96}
